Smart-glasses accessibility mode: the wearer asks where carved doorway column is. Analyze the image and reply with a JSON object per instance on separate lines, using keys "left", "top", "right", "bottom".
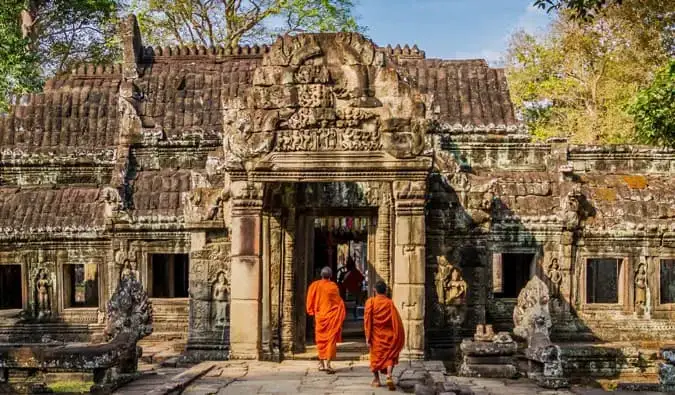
{"left": 392, "top": 180, "right": 427, "bottom": 359}
{"left": 229, "top": 181, "right": 264, "bottom": 359}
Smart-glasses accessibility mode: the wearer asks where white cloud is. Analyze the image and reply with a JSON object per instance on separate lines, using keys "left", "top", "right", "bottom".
{"left": 513, "top": 4, "right": 550, "bottom": 35}
{"left": 453, "top": 4, "right": 551, "bottom": 66}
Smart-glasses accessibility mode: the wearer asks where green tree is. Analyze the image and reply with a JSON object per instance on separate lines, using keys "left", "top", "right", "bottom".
{"left": 0, "top": 1, "right": 40, "bottom": 112}
{"left": 130, "top": 0, "right": 364, "bottom": 48}
{"left": 628, "top": 60, "right": 675, "bottom": 146}
{"left": 0, "top": 0, "right": 120, "bottom": 111}
{"left": 506, "top": 0, "right": 674, "bottom": 144}
{"left": 534, "top": 0, "right": 622, "bottom": 20}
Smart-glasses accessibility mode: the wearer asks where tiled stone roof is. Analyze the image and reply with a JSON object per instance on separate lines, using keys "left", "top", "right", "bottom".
{"left": 0, "top": 187, "right": 106, "bottom": 233}
{"left": 0, "top": 73, "right": 121, "bottom": 154}
{"left": 130, "top": 169, "right": 192, "bottom": 219}
{"left": 135, "top": 58, "right": 259, "bottom": 139}
{"left": 394, "top": 59, "right": 519, "bottom": 130}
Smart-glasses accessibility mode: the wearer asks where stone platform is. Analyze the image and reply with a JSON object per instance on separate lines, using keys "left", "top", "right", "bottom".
{"left": 111, "top": 359, "right": 666, "bottom": 395}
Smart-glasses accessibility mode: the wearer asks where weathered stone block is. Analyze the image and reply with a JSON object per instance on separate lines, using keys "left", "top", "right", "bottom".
{"left": 395, "top": 215, "right": 426, "bottom": 245}
{"left": 458, "top": 363, "right": 518, "bottom": 378}
{"left": 392, "top": 284, "right": 425, "bottom": 320}
{"left": 230, "top": 256, "right": 260, "bottom": 300}
{"left": 393, "top": 245, "right": 425, "bottom": 284}
{"left": 230, "top": 216, "right": 261, "bottom": 256}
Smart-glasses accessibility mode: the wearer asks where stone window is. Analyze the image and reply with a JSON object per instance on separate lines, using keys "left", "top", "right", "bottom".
{"left": 660, "top": 259, "right": 675, "bottom": 304}
{"left": 149, "top": 254, "right": 189, "bottom": 298}
{"left": 0, "top": 264, "right": 22, "bottom": 310}
{"left": 586, "top": 258, "right": 621, "bottom": 304}
{"left": 63, "top": 263, "right": 99, "bottom": 308}
{"left": 493, "top": 253, "right": 534, "bottom": 298}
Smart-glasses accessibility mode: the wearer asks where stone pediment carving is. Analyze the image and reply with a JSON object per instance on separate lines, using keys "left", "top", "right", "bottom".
{"left": 222, "top": 33, "right": 432, "bottom": 170}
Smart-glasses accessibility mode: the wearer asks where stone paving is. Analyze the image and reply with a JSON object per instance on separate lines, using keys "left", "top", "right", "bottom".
{"left": 113, "top": 359, "right": 667, "bottom": 395}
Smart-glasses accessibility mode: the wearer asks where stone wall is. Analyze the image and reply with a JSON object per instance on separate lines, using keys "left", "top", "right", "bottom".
{"left": 0, "top": 17, "right": 674, "bottom": 366}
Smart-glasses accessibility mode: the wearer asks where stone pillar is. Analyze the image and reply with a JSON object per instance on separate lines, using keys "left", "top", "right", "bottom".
{"left": 229, "top": 181, "right": 264, "bottom": 359}
{"left": 281, "top": 188, "right": 297, "bottom": 356}
{"left": 376, "top": 184, "right": 393, "bottom": 290}
{"left": 261, "top": 214, "right": 272, "bottom": 359}
{"left": 392, "top": 180, "right": 427, "bottom": 359}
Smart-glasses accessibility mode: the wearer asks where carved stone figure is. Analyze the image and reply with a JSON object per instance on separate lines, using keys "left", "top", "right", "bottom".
{"left": 635, "top": 262, "right": 648, "bottom": 317}
{"left": 35, "top": 269, "right": 51, "bottom": 319}
{"left": 435, "top": 256, "right": 467, "bottom": 326}
{"left": 513, "top": 276, "right": 552, "bottom": 345}
{"left": 561, "top": 186, "right": 583, "bottom": 230}
{"left": 436, "top": 256, "right": 467, "bottom": 305}
{"left": 212, "top": 271, "right": 229, "bottom": 327}
{"left": 546, "top": 258, "right": 563, "bottom": 298}
{"left": 120, "top": 259, "right": 137, "bottom": 280}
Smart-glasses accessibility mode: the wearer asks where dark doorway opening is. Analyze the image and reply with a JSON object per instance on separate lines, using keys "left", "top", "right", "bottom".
{"left": 309, "top": 215, "right": 371, "bottom": 342}
{"left": 64, "top": 264, "right": 99, "bottom": 308}
{"left": 0, "top": 265, "right": 22, "bottom": 310}
{"left": 150, "top": 254, "right": 190, "bottom": 298}
{"left": 495, "top": 253, "right": 534, "bottom": 298}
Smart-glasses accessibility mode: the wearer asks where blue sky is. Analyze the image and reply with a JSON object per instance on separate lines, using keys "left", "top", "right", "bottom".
{"left": 354, "top": 0, "right": 552, "bottom": 66}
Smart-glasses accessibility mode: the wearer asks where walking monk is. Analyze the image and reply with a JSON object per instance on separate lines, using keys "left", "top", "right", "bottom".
{"left": 306, "top": 266, "right": 346, "bottom": 374}
{"left": 365, "top": 281, "right": 405, "bottom": 390}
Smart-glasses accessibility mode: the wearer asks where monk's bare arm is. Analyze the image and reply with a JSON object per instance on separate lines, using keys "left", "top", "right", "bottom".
{"left": 364, "top": 298, "right": 372, "bottom": 346}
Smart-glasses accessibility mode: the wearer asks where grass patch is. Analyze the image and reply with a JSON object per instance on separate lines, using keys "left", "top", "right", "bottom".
{"left": 49, "top": 380, "right": 93, "bottom": 393}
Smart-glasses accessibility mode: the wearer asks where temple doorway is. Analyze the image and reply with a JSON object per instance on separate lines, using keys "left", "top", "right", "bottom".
{"left": 307, "top": 214, "right": 375, "bottom": 343}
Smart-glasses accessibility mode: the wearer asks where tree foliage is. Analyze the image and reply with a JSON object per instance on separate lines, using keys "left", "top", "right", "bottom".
{"left": 0, "top": 1, "right": 40, "bottom": 112}
{"left": 628, "top": 60, "right": 675, "bottom": 146}
{"left": 507, "top": 0, "right": 674, "bottom": 144}
{"left": 130, "top": 0, "right": 364, "bottom": 48}
{"left": 534, "top": 0, "right": 622, "bottom": 20}
{"left": 0, "top": 0, "right": 120, "bottom": 111}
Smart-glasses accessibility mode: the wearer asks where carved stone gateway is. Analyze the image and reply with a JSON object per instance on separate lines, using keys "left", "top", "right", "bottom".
{"left": 220, "top": 32, "right": 433, "bottom": 360}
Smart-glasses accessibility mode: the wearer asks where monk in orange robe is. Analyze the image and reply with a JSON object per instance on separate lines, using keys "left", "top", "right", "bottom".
{"left": 364, "top": 281, "right": 405, "bottom": 390}
{"left": 306, "top": 266, "right": 346, "bottom": 374}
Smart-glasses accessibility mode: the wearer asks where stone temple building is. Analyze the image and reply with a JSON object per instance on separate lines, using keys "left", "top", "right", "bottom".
{"left": 1, "top": 15, "right": 675, "bottom": 376}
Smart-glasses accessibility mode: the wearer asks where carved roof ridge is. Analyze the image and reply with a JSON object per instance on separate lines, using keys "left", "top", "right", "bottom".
{"left": 379, "top": 43, "right": 426, "bottom": 59}
{"left": 141, "top": 43, "right": 271, "bottom": 62}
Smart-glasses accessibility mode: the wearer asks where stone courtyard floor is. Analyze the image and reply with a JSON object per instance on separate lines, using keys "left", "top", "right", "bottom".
{"left": 112, "top": 359, "right": 666, "bottom": 395}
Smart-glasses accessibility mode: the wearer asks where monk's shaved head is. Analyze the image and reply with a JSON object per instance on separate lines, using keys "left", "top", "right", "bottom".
{"left": 375, "top": 281, "right": 387, "bottom": 295}
{"left": 321, "top": 266, "right": 332, "bottom": 279}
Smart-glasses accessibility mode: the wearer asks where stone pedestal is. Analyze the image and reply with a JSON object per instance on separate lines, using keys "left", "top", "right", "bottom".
{"left": 392, "top": 181, "right": 426, "bottom": 359}
{"left": 660, "top": 347, "right": 675, "bottom": 392}
{"left": 229, "top": 181, "right": 263, "bottom": 360}
{"left": 458, "top": 333, "right": 518, "bottom": 378}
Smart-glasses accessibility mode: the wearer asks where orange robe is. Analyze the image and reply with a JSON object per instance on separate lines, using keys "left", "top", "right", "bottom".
{"left": 364, "top": 294, "right": 405, "bottom": 373}
{"left": 306, "top": 279, "right": 346, "bottom": 360}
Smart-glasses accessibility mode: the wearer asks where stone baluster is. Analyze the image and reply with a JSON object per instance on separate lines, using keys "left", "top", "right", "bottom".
{"left": 392, "top": 180, "right": 427, "bottom": 359}
{"left": 229, "top": 181, "right": 264, "bottom": 359}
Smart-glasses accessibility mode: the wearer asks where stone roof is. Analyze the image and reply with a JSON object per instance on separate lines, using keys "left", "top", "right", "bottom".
{"left": 0, "top": 71, "right": 122, "bottom": 154}
{"left": 130, "top": 169, "right": 192, "bottom": 219}
{"left": 135, "top": 58, "right": 259, "bottom": 140}
{"left": 395, "top": 59, "right": 518, "bottom": 130}
{"left": 0, "top": 187, "right": 106, "bottom": 234}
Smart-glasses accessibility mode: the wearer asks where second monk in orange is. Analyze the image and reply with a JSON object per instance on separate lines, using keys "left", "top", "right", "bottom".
{"left": 364, "top": 281, "right": 405, "bottom": 390}
{"left": 306, "top": 266, "right": 346, "bottom": 374}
